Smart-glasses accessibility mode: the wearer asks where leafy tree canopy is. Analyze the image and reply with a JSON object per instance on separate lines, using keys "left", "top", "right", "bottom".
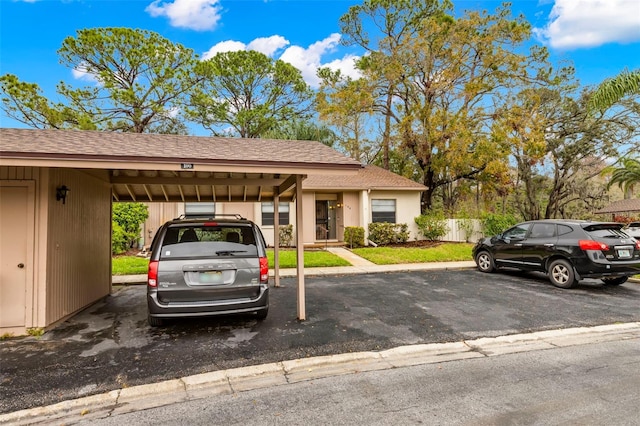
{"left": 1, "top": 27, "right": 198, "bottom": 133}
{"left": 187, "top": 50, "right": 314, "bottom": 138}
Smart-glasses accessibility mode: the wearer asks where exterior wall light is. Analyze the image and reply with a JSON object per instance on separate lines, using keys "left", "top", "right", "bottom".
{"left": 56, "top": 185, "right": 70, "bottom": 204}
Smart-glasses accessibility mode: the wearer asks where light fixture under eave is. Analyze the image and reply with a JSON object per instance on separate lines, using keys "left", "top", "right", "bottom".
{"left": 56, "top": 185, "right": 70, "bottom": 204}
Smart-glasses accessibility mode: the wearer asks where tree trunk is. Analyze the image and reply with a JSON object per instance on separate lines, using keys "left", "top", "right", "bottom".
{"left": 382, "top": 92, "right": 393, "bottom": 170}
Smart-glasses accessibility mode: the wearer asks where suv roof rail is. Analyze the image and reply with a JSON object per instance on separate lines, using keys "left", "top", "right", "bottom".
{"left": 177, "top": 214, "right": 246, "bottom": 220}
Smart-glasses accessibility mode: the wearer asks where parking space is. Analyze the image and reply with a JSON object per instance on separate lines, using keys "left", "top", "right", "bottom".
{"left": 2, "top": 269, "right": 640, "bottom": 413}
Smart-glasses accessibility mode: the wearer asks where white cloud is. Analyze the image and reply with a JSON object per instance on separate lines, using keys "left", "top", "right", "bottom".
{"left": 323, "top": 55, "right": 362, "bottom": 81}
{"left": 72, "top": 63, "right": 100, "bottom": 84}
{"left": 202, "top": 40, "right": 247, "bottom": 60}
{"left": 534, "top": 0, "right": 640, "bottom": 49}
{"left": 146, "top": 0, "right": 222, "bottom": 31}
{"left": 201, "top": 33, "right": 361, "bottom": 88}
{"left": 247, "top": 36, "right": 290, "bottom": 57}
{"left": 280, "top": 33, "right": 360, "bottom": 88}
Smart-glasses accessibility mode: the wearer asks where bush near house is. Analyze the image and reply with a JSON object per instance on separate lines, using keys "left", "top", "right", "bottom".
{"left": 344, "top": 226, "right": 365, "bottom": 248}
{"left": 112, "top": 202, "right": 149, "bottom": 253}
{"left": 480, "top": 213, "right": 519, "bottom": 237}
{"left": 368, "top": 223, "right": 409, "bottom": 245}
{"left": 279, "top": 224, "right": 294, "bottom": 246}
{"left": 112, "top": 222, "right": 129, "bottom": 255}
{"left": 414, "top": 212, "right": 449, "bottom": 241}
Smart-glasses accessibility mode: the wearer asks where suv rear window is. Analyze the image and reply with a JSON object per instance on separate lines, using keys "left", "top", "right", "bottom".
{"left": 160, "top": 225, "right": 258, "bottom": 259}
{"left": 584, "top": 226, "right": 628, "bottom": 239}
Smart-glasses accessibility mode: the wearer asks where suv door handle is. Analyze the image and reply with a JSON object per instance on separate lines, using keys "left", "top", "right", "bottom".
{"left": 514, "top": 243, "right": 523, "bottom": 247}
{"left": 544, "top": 243, "right": 555, "bottom": 247}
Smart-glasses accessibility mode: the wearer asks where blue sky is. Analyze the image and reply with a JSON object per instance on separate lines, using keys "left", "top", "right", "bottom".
{"left": 1, "top": 0, "right": 639, "bottom": 130}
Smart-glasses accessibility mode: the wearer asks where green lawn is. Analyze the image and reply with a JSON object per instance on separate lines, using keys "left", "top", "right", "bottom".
{"left": 266, "top": 249, "right": 351, "bottom": 268}
{"left": 112, "top": 256, "right": 150, "bottom": 275}
{"left": 352, "top": 243, "right": 474, "bottom": 265}
{"left": 112, "top": 250, "right": 351, "bottom": 275}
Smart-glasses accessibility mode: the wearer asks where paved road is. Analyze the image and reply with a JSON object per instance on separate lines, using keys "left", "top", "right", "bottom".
{"left": 75, "top": 338, "right": 640, "bottom": 425}
{"left": 2, "top": 269, "right": 639, "bottom": 414}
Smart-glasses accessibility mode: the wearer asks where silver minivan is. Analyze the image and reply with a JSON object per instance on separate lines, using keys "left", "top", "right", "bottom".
{"left": 147, "top": 215, "right": 269, "bottom": 326}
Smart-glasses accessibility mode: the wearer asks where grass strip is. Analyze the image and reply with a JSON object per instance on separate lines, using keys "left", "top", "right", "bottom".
{"left": 352, "top": 243, "right": 474, "bottom": 265}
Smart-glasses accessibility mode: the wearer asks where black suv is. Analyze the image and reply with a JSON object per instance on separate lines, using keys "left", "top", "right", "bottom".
{"left": 473, "top": 219, "right": 640, "bottom": 288}
{"left": 147, "top": 215, "right": 269, "bottom": 326}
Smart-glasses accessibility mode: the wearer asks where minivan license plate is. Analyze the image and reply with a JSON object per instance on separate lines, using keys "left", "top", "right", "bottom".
{"left": 617, "top": 249, "right": 631, "bottom": 259}
{"left": 201, "top": 271, "right": 222, "bottom": 283}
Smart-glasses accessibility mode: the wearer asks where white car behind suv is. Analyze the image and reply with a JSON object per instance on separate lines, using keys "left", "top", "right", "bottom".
{"left": 624, "top": 221, "right": 640, "bottom": 239}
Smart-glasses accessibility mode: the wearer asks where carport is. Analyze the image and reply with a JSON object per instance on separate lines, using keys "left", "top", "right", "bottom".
{"left": 0, "top": 128, "right": 361, "bottom": 335}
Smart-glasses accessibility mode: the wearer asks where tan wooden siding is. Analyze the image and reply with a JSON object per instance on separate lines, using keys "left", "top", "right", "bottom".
{"left": 46, "top": 169, "right": 112, "bottom": 325}
{"left": 0, "top": 166, "right": 37, "bottom": 180}
{"left": 143, "top": 202, "right": 182, "bottom": 246}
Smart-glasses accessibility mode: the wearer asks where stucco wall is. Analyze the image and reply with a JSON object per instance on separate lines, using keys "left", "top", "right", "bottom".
{"left": 45, "top": 168, "right": 112, "bottom": 326}
{"left": 369, "top": 190, "right": 422, "bottom": 241}
{"left": 341, "top": 192, "right": 361, "bottom": 229}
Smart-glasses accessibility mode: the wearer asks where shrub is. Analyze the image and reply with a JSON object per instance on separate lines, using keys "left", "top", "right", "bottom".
{"left": 112, "top": 222, "right": 129, "bottom": 255}
{"left": 480, "top": 213, "right": 518, "bottom": 236}
{"left": 112, "top": 202, "right": 149, "bottom": 249}
{"left": 344, "top": 226, "right": 365, "bottom": 248}
{"left": 414, "top": 212, "right": 449, "bottom": 241}
{"left": 279, "top": 224, "right": 294, "bottom": 247}
{"left": 368, "top": 222, "right": 410, "bottom": 245}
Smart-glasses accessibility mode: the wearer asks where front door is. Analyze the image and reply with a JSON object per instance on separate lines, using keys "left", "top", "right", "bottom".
{"left": 315, "top": 200, "right": 337, "bottom": 240}
{"left": 0, "top": 184, "right": 33, "bottom": 329}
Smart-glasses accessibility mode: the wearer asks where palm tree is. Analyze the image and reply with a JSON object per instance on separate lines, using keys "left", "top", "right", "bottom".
{"left": 606, "top": 157, "right": 640, "bottom": 196}
{"left": 589, "top": 68, "right": 640, "bottom": 112}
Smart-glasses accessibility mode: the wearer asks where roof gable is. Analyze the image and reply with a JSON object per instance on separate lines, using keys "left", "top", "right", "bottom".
{"left": 304, "top": 164, "right": 426, "bottom": 191}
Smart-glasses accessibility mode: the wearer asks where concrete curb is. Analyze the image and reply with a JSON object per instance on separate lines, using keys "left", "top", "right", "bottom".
{"left": 3, "top": 322, "right": 639, "bottom": 425}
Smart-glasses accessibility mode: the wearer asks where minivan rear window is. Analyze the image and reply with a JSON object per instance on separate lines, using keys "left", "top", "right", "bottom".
{"left": 160, "top": 225, "right": 258, "bottom": 258}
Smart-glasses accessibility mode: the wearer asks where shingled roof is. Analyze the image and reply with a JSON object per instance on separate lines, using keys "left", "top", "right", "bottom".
{"left": 0, "top": 128, "right": 361, "bottom": 170}
{"left": 304, "top": 164, "right": 426, "bottom": 191}
{"left": 0, "top": 128, "right": 363, "bottom": 203}
{"left": 595, "top": 198, "right": 640, "bottom": 214}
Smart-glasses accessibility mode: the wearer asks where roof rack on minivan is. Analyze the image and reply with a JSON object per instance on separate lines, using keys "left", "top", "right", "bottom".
{"left": 177, "top": 214, "right": 246, "bottom": 220}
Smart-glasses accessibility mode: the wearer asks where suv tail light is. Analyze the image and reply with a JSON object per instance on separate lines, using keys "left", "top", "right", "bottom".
{"left": 636, "top": 241, "right": 640, "bottom": 250}
{"left": 148, "top": 260, "right": 158, "bottom": 287}
{"left": 259, "top": 256, "right": 269, "bottom": 284}
{"left": 579, "top": 240, "right": 608, "bottom": 251}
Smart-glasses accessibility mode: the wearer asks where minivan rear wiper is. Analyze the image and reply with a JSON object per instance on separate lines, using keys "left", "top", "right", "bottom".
{"left": 215, "top": 250, "right": 247, "bottom": 256}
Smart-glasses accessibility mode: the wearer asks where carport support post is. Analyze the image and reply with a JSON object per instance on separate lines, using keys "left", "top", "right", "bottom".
{"left": 273, "top": 193, "right": 280, "bottom": 288}
{"left": 295, "top": 174, "right": 306, "bottom": 320}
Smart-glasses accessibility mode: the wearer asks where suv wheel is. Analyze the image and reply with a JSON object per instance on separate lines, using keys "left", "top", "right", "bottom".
{"left": 476, "top": 251, "right": 495, "bottom": 273}
{"left": 548, "top": 259, "right": 576, "bottom": 289}
{"left": 602, "top": 276, "right": 628, "bottom": 286}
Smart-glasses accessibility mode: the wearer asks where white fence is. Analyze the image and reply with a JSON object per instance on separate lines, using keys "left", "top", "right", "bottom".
{"left": 418, "top": 219, "right": 484, "bottom": 243}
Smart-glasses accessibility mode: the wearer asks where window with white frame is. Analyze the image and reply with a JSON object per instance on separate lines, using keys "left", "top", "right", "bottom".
{"left": 184, "top": 202, "right": 216, "bottom": 216}
{"left": 371, "top": 199, "right": 396, "bottom": 223}
{"left": 261, "top": 202, "right": 290, "bottom": 226}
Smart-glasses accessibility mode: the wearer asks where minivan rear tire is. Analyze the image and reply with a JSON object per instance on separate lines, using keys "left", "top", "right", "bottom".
{"left": 148, "top": 314, "right": 164, "bottom": 327}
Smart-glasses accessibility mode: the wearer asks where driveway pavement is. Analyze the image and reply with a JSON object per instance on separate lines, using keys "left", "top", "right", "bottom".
{"left": 2, "top": 268, "right": 640, "bottom": 415}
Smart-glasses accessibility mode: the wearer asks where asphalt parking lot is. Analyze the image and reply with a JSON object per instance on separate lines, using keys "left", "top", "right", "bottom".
{"left": 2, "top": 269, "right": 640, "bottom": 414}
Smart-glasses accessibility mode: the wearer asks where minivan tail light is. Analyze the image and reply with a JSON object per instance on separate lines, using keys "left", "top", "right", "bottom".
{"left": 579, "top": 240, "right": 608, "bottom": 251}
{"left": 148, "top": 260, "right": 159, "bottom": 287}
{"left": 259, "top": 256, "right": 269, "bottom": 284}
